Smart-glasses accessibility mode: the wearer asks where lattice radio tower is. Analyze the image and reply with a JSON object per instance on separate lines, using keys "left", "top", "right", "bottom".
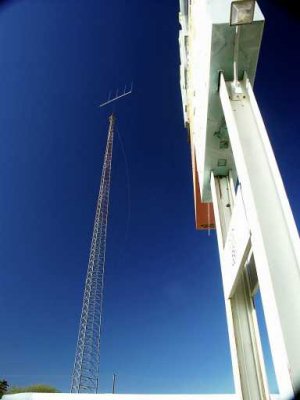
{"left": 71, "top": 114, "right": 115, "bottom": 393}
{"left": 71, "top": 84, "right": 132, "bottom": 393}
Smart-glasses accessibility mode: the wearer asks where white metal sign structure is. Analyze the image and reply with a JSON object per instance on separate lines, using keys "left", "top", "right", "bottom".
{"left": 179, "top": 0, "right": 300, "bottom": 399}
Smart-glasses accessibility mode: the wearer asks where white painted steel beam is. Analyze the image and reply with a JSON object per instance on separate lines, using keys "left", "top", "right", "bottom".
{"left": 222, "top": 187, "right": 251, "bottom": 299}
{"left": 178, "top": 1, "right": 300, "bottom": 399}
{"left": 178, "top": 0, "right": 264, "bottom": 201}
{"left": 211, "top": 175, "right": 269, "bottom": 400}
{"left": 219, "top": 72, "right": 300, "bottom": 399}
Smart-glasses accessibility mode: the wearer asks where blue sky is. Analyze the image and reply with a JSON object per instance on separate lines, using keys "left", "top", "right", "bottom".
{"left": 0, "top": 0, "right": 299, "bottom": 395}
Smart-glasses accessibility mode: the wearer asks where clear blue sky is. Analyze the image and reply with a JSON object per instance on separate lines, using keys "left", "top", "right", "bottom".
{"left": 0, "top": 0, "right": 299, "bottom": 395}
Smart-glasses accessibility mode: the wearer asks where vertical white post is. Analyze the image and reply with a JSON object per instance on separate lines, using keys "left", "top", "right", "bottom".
{"left": 211, "top": 175, "right": 269, "bottom": 400}
{"left": 219, "top": 72, "right": 300, "bottom": 399}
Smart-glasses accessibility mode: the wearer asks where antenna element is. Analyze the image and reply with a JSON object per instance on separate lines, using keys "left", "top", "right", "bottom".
{"left": 99, "top": 83, "right": 133, "bottom": 108}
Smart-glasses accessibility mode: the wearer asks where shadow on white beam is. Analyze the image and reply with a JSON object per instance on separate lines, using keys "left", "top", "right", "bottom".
{"left": 2, "top": 393, "right": 282, "bottom": 400}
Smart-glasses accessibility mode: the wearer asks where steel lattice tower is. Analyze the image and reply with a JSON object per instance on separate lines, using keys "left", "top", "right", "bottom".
{"left": 71, "top": 114, "right": 115, "bottom": 393}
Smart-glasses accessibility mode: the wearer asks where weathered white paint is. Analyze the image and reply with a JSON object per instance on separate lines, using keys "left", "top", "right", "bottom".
{"left": 211, "top": 175, "right": 270, "bottom": 400}
{"left": 179, "top": 0, "right": 300, "bottom": 398}
{"left": 222, "top": 187, "right": 250, "bottom": 299}
{"left": 178, "top": 0, "right": 264, "bottom": 201}
{"left": 219, "top": 72, "right": 300, "bottom": 399}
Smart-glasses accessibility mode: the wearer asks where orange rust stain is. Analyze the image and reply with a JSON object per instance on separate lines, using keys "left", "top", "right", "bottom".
{"left": 193, "top": 155, "right": 215, "bottom": 230}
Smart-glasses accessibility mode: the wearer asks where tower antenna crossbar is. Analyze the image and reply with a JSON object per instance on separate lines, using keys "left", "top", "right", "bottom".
{"left": 71, "top": 114, "right": 115, "bottom": 394}
{"left": 98, "top": 83, "right": 133, "bottom": 108}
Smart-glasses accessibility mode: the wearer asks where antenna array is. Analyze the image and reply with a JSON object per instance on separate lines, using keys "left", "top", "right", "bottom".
{"left": 99, "top": 83, "right": 133, "bottom": 108}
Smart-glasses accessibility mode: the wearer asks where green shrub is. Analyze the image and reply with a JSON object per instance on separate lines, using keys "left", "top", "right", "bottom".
{"left": 8, "top": 384, "right": 59, "bottom": 394}
{"left": 0, "top": 380, "right": 9, "bottom": 399}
